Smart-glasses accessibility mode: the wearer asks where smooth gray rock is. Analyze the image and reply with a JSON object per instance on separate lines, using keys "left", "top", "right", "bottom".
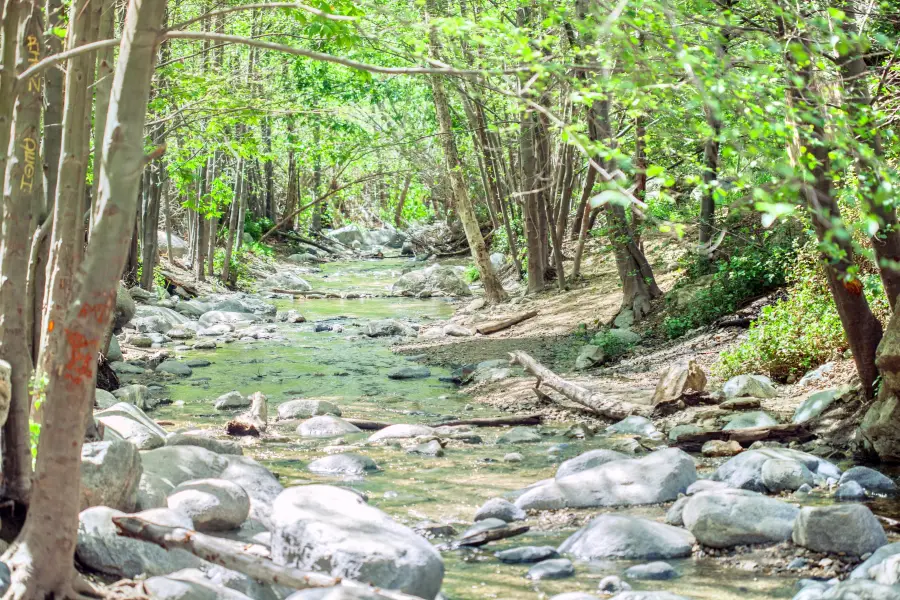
{"left": 495, "top": 546, "right": 559, "bottom": 564}
{"left": 461, "top": 518, "right": 507, "bottom": 539}
{"left": 793, "top": 505, "right": 887, "bottom": 556}
{"left": 607, "top": 416, "right": 657, "bottom": 437}
{"left": 387, "top": 366, "right": 431, "bottom": 380}
{"left": 723, "top": 374, "right": 776, "bottom": 399}
{"left": 156, "top": 360, "right": 193, "bottom": 376}
{"left": 271, "top": 485, "right": 444, "bottom": 600}
{"left": 497, "top": 427, "right": 542, "bottom": 444}
{"left": 550, "top": 594, "right": 601, "bottom": 600}
{"left": 836, "top": 480, "right": 867, "bottom": 501}
{"left": 308, "top": 453, "right": 378, "bottom": 476}
{"left": 95, "top": 388, "right": 118, "bottom": 410}
{"left": 609, "top": 593, "right": 692, "bottom": 600}
{"left": 107, "top": 335, "right": 124, "bottom": 361}
{"left": 407, "top": 440, "right": 443, "bottom": 457}
{"left": 167, "top": 479, "right": 250, "bottom": 532}
{"left": 278, "top": 399, "right": 342, "bottom": 420}
{"left": 793, "top": 388, "right": 841, "bottom": 424}
{"left": 664, "top": 496, "right": 690, "bottom": 527}
{"left": 712, "top": 448, "right": 840, "bottom": 492}
{"left": 556, "top": 450, "right": 628, "bottom": 479}
{"left": 215, "top": 391, "right": 250, "bottom": 410}
{"left": 297, "top": 416, "right": 361, "bottom": 438}
{"left": 132, "top": 305, "right": 191, "bottom": 333}
{"left": 598, "top": 576, "right": 632, "bottom": 594}
{"left": 722, "top": 411, "right": 778, "bottom": 431}
{"left": 851, "top": 542, "right": 900, "bottom": 579}
{"left": 165, "top": 433, "right": 243, "bottom": 456}
{"left": 369, "top": 424, "right": 434, "bottom": 442}
{"left": 668, "top": 424, "right": 704, "bottom": 442}
{"left": 97, "top": 403, "right": 166, "bottom": 450}
{"left": 76, "top": 507, "right": 203, "bottom": 578}
{"left": 558, "top": 514, "right": 695, "bottom": 560}
{"left": 260, "top": 272, "right": 312, "bottom": 291}
{"left": 575, "top": 345, "right": 604, "bottom": 370}
{"left": 142, "top": 575, "right": 254, "bottom": 600}
{"left": 115, "top": 284, "right": 136, "bottom": 329}
{"left": 624, "top": 561, "right": 679, "bottom": 580}
{"left": 516, "top": 448, "right": 696, "bottom": 510}
{"left": 392, "top": 264, "right": 472, "bottom": 297}
{"left": 474, "top": 498, "right": 525, "bottom": 523}
{"left": 112, "top": 384, "right": 157, "bottom": 411}
{"left": 207, "top": 295, "right": 276, "bottom": 318}
{"left": 527, "top": 558, "right": 574, "bottom": 580}
{"left": 761, "top": 459, "right": 815, "bottom": 493}
{"left": 817, "top": 580, "right": 900, "bottom": 599}
{"left": 198, "top": 311, "right": 261, "bottom": 328}
{"left": 81, "top": 441, "right": 142, "bottom": 512}
{"left": 682, "top": 489, "right": 798, "bottom": 548}
{"left": 840, "top": 466, "right": 897, "bottom": 493}
{"left": 365, "top": 319, "right": 417, "bottom": 338}
{"left": 605, "top": 328, "right": 641, "bottom": 345}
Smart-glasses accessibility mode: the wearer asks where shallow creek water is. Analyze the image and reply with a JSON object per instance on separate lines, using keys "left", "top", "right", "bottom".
{"left": 154, "top": 258, "right": 798, "bottom": 600}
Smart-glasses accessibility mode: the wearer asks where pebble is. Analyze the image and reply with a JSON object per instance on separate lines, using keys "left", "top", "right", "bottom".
{"left": 597, "top": 575, "right": 631, "bottom": 594}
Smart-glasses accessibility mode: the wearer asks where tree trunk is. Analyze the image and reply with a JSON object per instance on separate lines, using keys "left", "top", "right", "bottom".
{"left": 4, "top": 0, "right": 165, "bottom": 595}
{"left": 139, "top": 162, "right": 161, "bottom": 291}
{"left": 521, "top": 106, "right": 545, "bottom": 294}
{"left": 195, "top": 159, "right": 209, "bottom": 282}
{"left": 0, "top": 1, "right": 23, "bottom": 212}
{"left": 263, "top": 117, "right": 274, "bottom": 222}
{"left": 88, "top": 0, "right": 115, "bottom": 235}
{"left": 0, "top": 0, "right": 43, "bottom": 505}
{"left": 394, "top": 173, "right": 412, "bottom": 227}
{"left": 426, "top": 0, "right": 506, "bottom": 304}
{"left": 310, "top": 122, "right": 322, "bottom": 232}
{"left": 222, "top": 156, "right": 244, "bottom": 285}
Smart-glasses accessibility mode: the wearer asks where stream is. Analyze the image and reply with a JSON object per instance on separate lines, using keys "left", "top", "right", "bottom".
{"left": 153, "top": 258, "right": 801, "bottom": 600}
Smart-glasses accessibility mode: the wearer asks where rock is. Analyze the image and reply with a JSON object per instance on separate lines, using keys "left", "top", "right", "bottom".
{"left": 76, "top": 506, "right": 203, "bottom": 578}
{"left": 516, "top": 448, "right": 696, "bottom": 510}
{"left": 392, "top": 264, "right": 472, "bottom": 297}
{"left": 840, "top": 466, "right": 897, "bottom": 493}
{"left": 198, "top": 311, "right": 261, "bottom": 328}
{"left": 271, "top": 485, "right": 444, "bottom": 599}
{"left": 298, "top": 416, "right": 362, "bottom": 438}
{"left": 851, "top": 542, "right": 900, "bottom": 580}
{"left": 651, "top": 359, "right": 707, "bottom": 405}
{"left": 387, "top": 366, "right": 430, "bottom": 380}
{"left": 722, "top": 411, "right": 779, "bottom": 430}
{"left": 278, "top": 399, "right": 342, "bottom": 420}
{"left": 369, "top": 424, "right": 434, "bottom": 442}
{"left": 719, "top": 397, "right": 761, "bottom": 410}
{"left": 607, "top": 416, "right": 657, "bottom": 437}
{"left": 665, "top": 496, "right": 690, "bottom": 526}
{"left": 495, "top": 546, "right": 559, "bottom": 564}
{"left": 556, "top": 450, "right": 628, "bottom": 479}
{"left": 712, "top": 447, "right": 841, "bottom": 492}
{"left": 793, "top": 388, "right": 842, "bottom": 424}
{"left": 527, "top": 558, "right": 574, "bottom": 580}
{"left": 156, "top": 360, "right": 193, "bottom": 377}
{"left": 166, "top": 433, "right": 243, "bottom": 456}
{"left": 761, "top": 459, "right": 815, "bottom": 492}
{"left": 142, "top": 574, "right": 255, "bottom": 600}
{"left": 793, "top": 504, "right": 887, "bottom": 556}
{"left": 668, "top": 424, "right": 704, "bottom": 442}
{"left": 702, "top": 440, "right": 743, "bottom": 457}
{"left": 112, "top": 359, "right": 147, "bottom": 373}
{"left": 682, "top": 489, "right": 799, "bottom": 548}
{"left": 614, "top": 309, "right": 635, "bottom": 329}
{"left": 167, "top": 479, "right": 250, "bottom": 532}
{"left": 559, "top": 514, "right": 695, "bottom": 560}
{"left": 97, "top": 403, "right": 166, "bottom": 450}
{"left": 400, "top": 242, "right": 415, "bottom": 257}
{"left": 132, "top": 305, "right": 191, "bottom": 333}
{"left": 504, "top": 453, "right": 524, "bottom": 463}
{"left": 497, "top": 427, "right": 542, "bottom": 444}
{"left": 460, "top": 518, "right": 507, "bottom": 539}
{"left": 835, "top": 481, "right": 867, "bottom": 501}
{"left": 406, "top": 440, "right": 443, "bottom": 457}
{"left": 215, "top": 391, "right": 250, "bottom": 410}
{"left": 81, "top": 441, "right": 142, "bottom": 512}
{"left": 474, "top": 498, "right": 525, "bottom": 523}
{"left": 608, "top": 593, "right": 691, "bottom": 600}
{"left": 107, "top": 335, "right": 123, "bottom": 361}
{"left": 597, "top": 576, "right": 631, "bottom": 594}
{"left": 858, "top": 394, "right": 900, "bottom": 462}
{"left": 207, "top": 295, "right": 276, "bottom": 318}
{"left": 112, "top": 384, "right": 157, "bottom": 411}
{"left": 365, "top": 319, "right": 417, "bottom": 338}
{"left": 137, "top": 446, "right": 283, "bottom": 530}
{"left": 723, "top": 374, "right": 777, "bottom": 399}
{"left": 308, "top": 453, "right": 378, "bottom": 476}
{"left": 95, "top": 388, "right": 118, "bottom": 410}
{"left": 605, "top": 328, "right": 641, "bottom": 345}
{"left": 159, "top": 232, "right": 188, "bottom": 259}
{"left": 443, "top": 324, "right": 473, "bottom": 337}
{"left": 800, "top": 580, "right": 900, "bottom": 600}
{"left": 575, "top": 345, "right": 605, "bottom": 370}
{"left": 115, "top": 284, "right": 136, "bottom": 330}
{"left": 624, "top": 561, "right": 679, "bottom": 580}
{"left": 260, "top": 272, "right": 312, "bottom": 291}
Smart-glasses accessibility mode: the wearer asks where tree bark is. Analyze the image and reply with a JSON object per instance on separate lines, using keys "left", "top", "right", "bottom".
{"left": 4, "top": 0, "right": 165, "bottom": 595}
{"left": 394, "top": 173, "right": 412, "bottom": 226}
{"left": 222, "top": 155, "right": 244, "bottom": 285}
{"left": 475, "top": 310, "right": 538, "bottom": 335}
{"left": 0, "top": 0, "right": 43, "bottom": 505}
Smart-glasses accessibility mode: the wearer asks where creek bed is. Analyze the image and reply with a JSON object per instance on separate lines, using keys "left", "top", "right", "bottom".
{"left": 154, "top": 258, "right": 799, "bottom": 600}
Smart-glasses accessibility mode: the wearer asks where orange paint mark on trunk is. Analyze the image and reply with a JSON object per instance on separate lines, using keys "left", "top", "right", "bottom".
{"left": 79, "top": 302, "right": 112, "bottom": 326}
{"left": 63, "top": 329, "right": 98, "bottom": 385}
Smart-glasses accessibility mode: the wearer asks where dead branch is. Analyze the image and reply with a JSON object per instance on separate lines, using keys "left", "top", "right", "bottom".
{"left": 475, "top": 310, "right": 538, "bottom": 335}
{"left": 671, "top": 423, "right": 814, "bottom": 452}
{"left": 509, "top": 350, "right": 651, "bottom": 420}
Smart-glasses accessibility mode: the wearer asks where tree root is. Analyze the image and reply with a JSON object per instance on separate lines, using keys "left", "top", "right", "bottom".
{"left": 0, "top": 543, "right": 106, "bottom": 600}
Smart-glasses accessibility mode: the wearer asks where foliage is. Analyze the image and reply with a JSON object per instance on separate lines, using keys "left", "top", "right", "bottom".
{"left": 463, "top": 263, "right": 480, "bottom": 283}
{"left": 591, "top": 330, "right": 635, "bottom": 362}
{"left": 28, "top": 374, "right": 47, "bottom": 463}
{"left": 243, "top": 213, "right": 275, "bottom": 241}
{"left": 213, "top": 247, "right": 253, "bottom": 290}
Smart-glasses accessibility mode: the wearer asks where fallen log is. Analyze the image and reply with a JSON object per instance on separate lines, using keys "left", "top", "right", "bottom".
{"left": 113, "top": 516, "right": 424, "bottom": 600}
{"left": 456, "top": 524, "right": 529, "bottom": 548}
{"left": 476, "top": 310, "right": 538, "bottom": 335}
{"left": 345, "top": 414, "right": 544, "bottom": 431}
{"left": 672, "top": 423, "right": 814, "bottom": 452}
{"left": 159, "top": 270, "right": 198, "bottom": 297}
{"left": 509, "top": 350, "right": 651, "bottom": 420}
{"left": 272, "top": 289, "right": 342, "bottom": 299}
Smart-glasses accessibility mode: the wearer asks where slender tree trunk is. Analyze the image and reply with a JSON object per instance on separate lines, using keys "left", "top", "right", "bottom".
{"left": 4, "top": 0, "right": 165, "bottom": 595}
{"left": 394, "top": 173, "right": 412, "bottom": 226}
{"left": 89, "top": 0, "right": 114, "bottom": 234}
{"left": 195, "top": 159, "right": 209, "bottom": 282}
{"left": 263, "top": 117, "right": 274, "bottom": 222}
{"left": 0, "top": 0, "right": 43, "bottom": 505}
{"left": 571, "top": 167, "right": 595, "bottom": 241}
{"left": 164, "top": 176, "right": 173, "bottom": 261}
{"left": 222, "top": 156, "right": 243, "bottom": 284}
{"left": 0, "top": 1, "right": 23, "bottom": 211}
{"left": 427, "top": 0, "right": 506, "bottom": 303}
{"left": 521, "top": 106, "right": 545, "bottom": 293}
{"left": 310, "top": 122, "right": 322, "bottom": 232}
{"left": 140, "top": 162, "right": 161, "bottom": 290}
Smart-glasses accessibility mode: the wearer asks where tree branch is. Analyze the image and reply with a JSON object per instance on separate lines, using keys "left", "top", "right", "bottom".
{"left": 16, "top": 38, "right": 120, "bottom": 83}
{"left": 169, "top": 2, "right": 358, "bottom": 31}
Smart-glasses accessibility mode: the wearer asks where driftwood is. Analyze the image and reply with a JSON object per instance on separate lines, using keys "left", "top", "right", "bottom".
{"left": 475, "top": 310, "right": 538, "bottom": 335}
{"left": 456, "top": 524, "right": 529, "bottom": 548}
{"left": 272, "top": 289, "right": 343, "bottom": 299}
{"left": 113, "top": 516, "right": 424, "bottom": 600}
{"left": 510, "top": 350, "right": 652, "bottom": 420}
{"left": 344, "top": 414, "right": 544, "bottom": 431}
{"left": 672, "top": 423, "right": 814, "bottom": 452}
{"left": 158, "top": 270, "right": 198, "bottom": 297}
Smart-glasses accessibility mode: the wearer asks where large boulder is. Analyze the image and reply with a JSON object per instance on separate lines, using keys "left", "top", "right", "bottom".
{"left": 167, "top": 479, "right": 250, "bottom": 532}
{"left": 840, "top": 466, "right": 897, "bottom": 494}
{"left": 851, "top": 542, "right": 900, "bottom": 580}
{"left": 137, "top": 446, "right": 283, "bottom": 530}
{"left": 722, "top": 374, "right": 776, "bottom": 399}
{"left": 107, "top": 334, "right": 123, "bottom": 362}
{"left": 112, "top": 384, "right": 157, "bottom": 411}
{"left": 365, "top": 320, "right": 417, "bottom": 338}
{"left": 158, "top": 232, "right": 188, "bottom": 259}
{"left": 165, "top": 432, "right": 243, "bottom": 456}
{"left": 793, "top": 388, "right": 842, "bottom": 424}
{"left": 76, "top": 507, "right": 204, "bottom": 578}
{"left": 793, "top": 504, "right": 887, "bottom": 556}
{"left": 278, "top": 399, "right": 342, "bottom": 420}
{"left": 761, "top": 459, "right": 815, "bottom": 492}
{"left": 114, "top": 284, "right": 136, "bottom": 331}
{"left": 711, "top": 447, "right": 840, "bottom": 492}
{"left": 156, "top": 360, "right": 192, "bottom": 377}
{"left": 215, "top": 391, "right": 251, "bottom": 410}
{"left": 95, "top": 388, "right": 118, "bottom": 410}
{"left": 260, "top": 272, "right": 312, "bottom": 292}
{"left": 368, "top": 424, "right": 434, "bottom": 442}
{"left": 859, "top": 392, "right": 900, "bottom": 462}
{"left": 160, "top": 566, "right": 280, "bottom": 600}
{"left": 555, "top": 450, "right": 629, "bottom": 479}
{"left": 271, "top": 485, "right": 444, "bottom": 599}
{"left": 207, "top": 295, "right": 277, "bottom": 318}
{"left": 650, "top": 360, "right": 707, "bottom": 405}
{"left": 97, "top": 403, "right": 166, "bottom": 450}
{"left": 142, "top": 575, "right": 254, "bottom": 600}
{"left": 607, "top": 416, "right": 658, "bottom": 437}
{"left": 327, "top": 225, "right": 368, "bottom": 248}
{"left": 682, "top": 489, "right": 799, "bottom": 548}
{"left": 308, "top": 454, "right": 378, "bottom": 477}
{"left": 81, "top": 441, "right": 142, "bottom": 512}
{"left": 198, "top": 311, "right": 261, "bottom": 328}
{"left": 515, "top": 448, "right": 696, "bottom": 510}
{"left": 474, "top": 498, "right": 525, "bottom": 523}
{"left": 132, "top": 305, "right": 191, "bottom": 333}
{"left": 558, "top": 514, "right": 695, "bottom": 560}
{"left": 298, "top": 416, "right": 361, "bottom": 438}
{"left": 392, "top": 265, "right": 472, "bottom": 297}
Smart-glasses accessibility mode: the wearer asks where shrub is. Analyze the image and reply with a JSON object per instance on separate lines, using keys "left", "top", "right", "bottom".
{"left": 463, "top": 263, "right": 480, "bottom": 283}
{"left": 591, "top": 330, "right": 636, "bottom": 361}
